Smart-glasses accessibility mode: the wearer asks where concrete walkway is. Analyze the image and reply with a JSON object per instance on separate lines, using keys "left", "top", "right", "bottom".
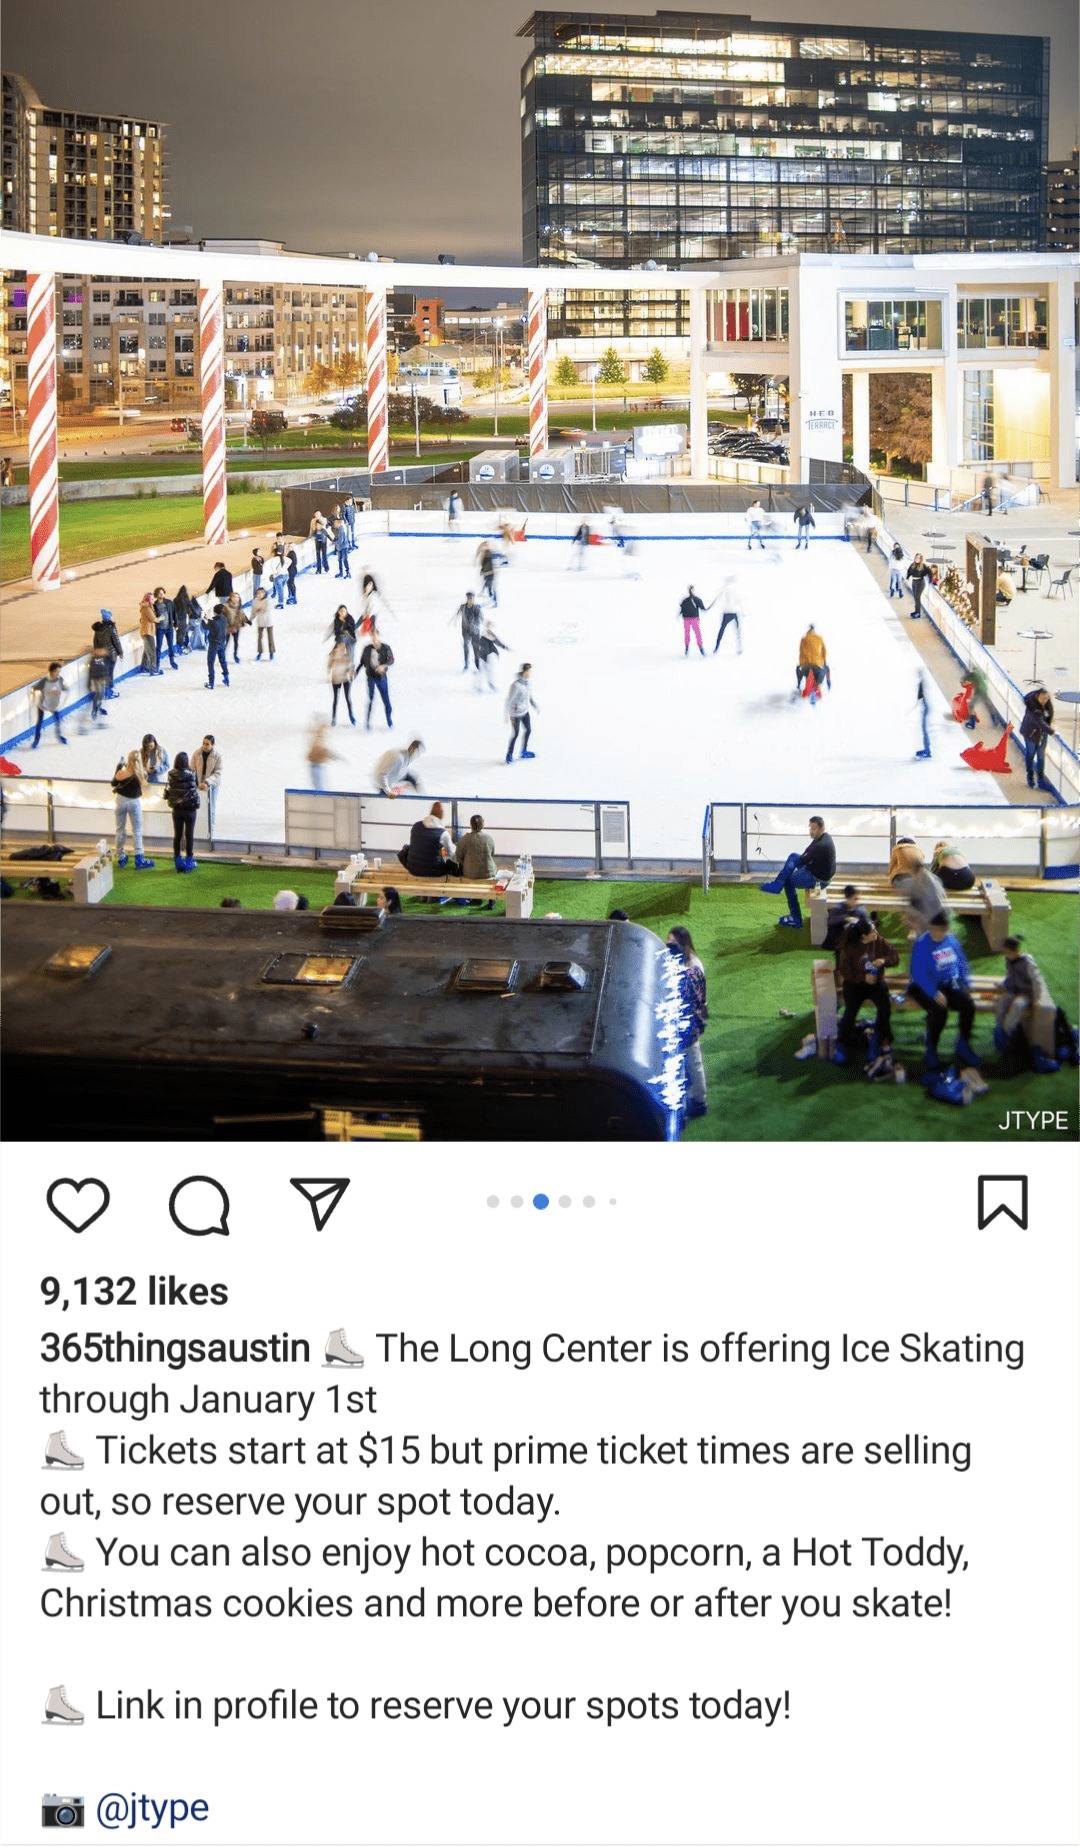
{"left": 0, "top": 521, "right": 280, "bottom": 697}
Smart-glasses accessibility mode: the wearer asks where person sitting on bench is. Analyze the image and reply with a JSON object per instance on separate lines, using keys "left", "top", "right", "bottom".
{"left": 398, "top": 802, "right": 462, "bottom": 880}
{"left": 889, "top": 837, "right": 947, "bottom": 925}
{"left": 760, "top": 816, "right": 836, "bottom": 930}
{"left": 931, "top": 840, "right": 976, "bottom": 893}
{"left": 823, "top": 884, "right": 870, "bottom": 951}
{"left": 834, "top": 916, "right": 899, "bottom": 1066}
{"left": 907, "top": 912, "right": 980, "bottom": 1072}
{"left": 993, "top": 937, "right": 1059, "bottom": 1074}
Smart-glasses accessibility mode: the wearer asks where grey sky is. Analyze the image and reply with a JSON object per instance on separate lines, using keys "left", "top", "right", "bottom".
{"left": 4, "top": 0, "right": 1076, "bottom": 263}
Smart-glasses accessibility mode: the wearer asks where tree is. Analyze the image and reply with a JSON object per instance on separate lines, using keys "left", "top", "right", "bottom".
{"left": 333, "top": 353, "right": 363, "bottom": 394}
{"left": 643, "top": 347, "right": 669, "bottom": 384}
{"left": 553, "top": 354, "right": 578, "bottom": 388}
{"left": 307, "top": 361, "right": 334, "bottom": 398}
{"left": 598, "top": 346, "right": 625, "bottom": 385}
{"left": 869, "top": 373, "right": 932, "bottom": 475}
{"left": 56, "top": 372, "right": 78, "bottom": 413}
{"left": 729, "top": 373, "right": 768, "bottom": 418}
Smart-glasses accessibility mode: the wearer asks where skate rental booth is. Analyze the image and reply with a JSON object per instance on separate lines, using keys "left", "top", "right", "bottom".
{"left": 2, "top": 231, "right": 1077, "bottom": 593}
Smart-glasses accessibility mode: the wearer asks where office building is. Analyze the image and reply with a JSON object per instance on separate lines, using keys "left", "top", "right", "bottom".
{"left": 2, "top": 70, "right": 168, "bottom": 242}
{"left": 1047, "top": 150, "right": 1078, "bottom": 251}
{"left": 519, "top": 10, "right": 1050, "bottom": 345}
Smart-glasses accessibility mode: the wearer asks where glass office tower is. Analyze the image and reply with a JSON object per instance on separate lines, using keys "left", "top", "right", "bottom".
{"left": 519, "top": 11, "right": 1049, "bottom": 340}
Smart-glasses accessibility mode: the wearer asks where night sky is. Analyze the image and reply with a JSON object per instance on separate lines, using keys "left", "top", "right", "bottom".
{"left": 3, "top": 0, "right": 1076, "bottom": 264}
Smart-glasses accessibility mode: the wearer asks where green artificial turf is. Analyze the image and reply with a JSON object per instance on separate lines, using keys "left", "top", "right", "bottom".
{"left": 52, "top": 868, "right": 1071, "bottom": 1143}
{"left": 0, "top": 493, "right": 283, "bottom": 582}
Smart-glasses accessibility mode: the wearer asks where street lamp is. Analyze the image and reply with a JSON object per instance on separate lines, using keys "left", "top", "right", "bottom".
{"left": 590, "top": 362, "right": 600, "bottom": 432}
{"left": 492, "top": 317, "right": 504, "bottom": 438}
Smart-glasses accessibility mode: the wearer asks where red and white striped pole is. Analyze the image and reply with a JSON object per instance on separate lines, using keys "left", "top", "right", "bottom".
{"left": 26, "top": 272, "right": 61, "bottom": 589}
{"left": 198, "top": 282, "right": 228, "bottom": 547}
{"left": 365, "top": 287, "right": 389, "bottom": 477}
{"left": 528, "top": 289, "right": 548, "bottom": 458}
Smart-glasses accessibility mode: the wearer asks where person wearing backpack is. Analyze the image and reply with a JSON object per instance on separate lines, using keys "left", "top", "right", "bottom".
{"left": 165, "top": 751, "right": 200, "bottom": 873}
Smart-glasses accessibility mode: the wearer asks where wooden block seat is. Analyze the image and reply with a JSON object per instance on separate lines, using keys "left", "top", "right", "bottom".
{"left": 0, "top": 848, "right": 113, "bottom": 904}
{"left": 808, "top": 877, "right": 1010, "bottom": 951}
{"left": 811, "top": 959, "right": 1054, "bottom": 1057}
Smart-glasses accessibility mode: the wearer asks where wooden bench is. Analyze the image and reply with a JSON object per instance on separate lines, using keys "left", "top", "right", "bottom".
{"left": 811, "top": 959, "right": 1053, "bottom": 1058}
{"left": 1, "top": 848, "right": 113, "bottom": 904}
{"left": 809, "top": 877, "right": 1010, "bottom": 951}
{"left": 333, "top": 854, "right": 534, "bottom": 918}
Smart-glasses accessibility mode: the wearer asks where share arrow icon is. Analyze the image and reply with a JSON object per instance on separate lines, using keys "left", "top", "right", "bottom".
{"left": 289, "top": 1177, "right": 350, "bottom": 1231}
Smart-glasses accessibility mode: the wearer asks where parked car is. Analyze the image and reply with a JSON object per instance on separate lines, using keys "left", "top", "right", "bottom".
{"left": 252, "top": 409, "right": 288, "bottom": 434}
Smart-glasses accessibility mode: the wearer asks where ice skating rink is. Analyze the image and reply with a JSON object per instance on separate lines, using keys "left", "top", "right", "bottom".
{"left": 39, "top": 522, "right": 1007, "bottom": 859}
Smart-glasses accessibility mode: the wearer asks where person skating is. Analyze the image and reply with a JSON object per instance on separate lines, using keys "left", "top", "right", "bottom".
{"left": 204, "top": 603, "right": 230, "bottom": 689}
{"left": 86, "top": 647, "right": 111, "bottom": 727}
{"left": 760, "top": 815, "right": 836, "bottom": 929}
{"left": 795, "top": 625, "right": 831, "bottom": 701}
{"left": 91, "top": 610, "right": 123, "bottom": 697}
{"left": 285, "top": 543, "right": 299, "bottom": 604}
{"left": 329, "top": 639, "right": 357, "bottom": 727}
{"left": 328, "top": 605, "right": 357, "bottom": 666}
{"left": 310, "top": 512, "right": 330, "bottom": 574}
{"left": 375, "top": 739, "right": 424, "bottom": 797}
{"left": 112, "top": 751, "right": 154, "bottom": 868}
{"left": 333, "top": 517, "right": 351, "bottom": 580}
{"left": 343, "top": 494, "right": 357, "bottom": 550}
{"left": 680, "top": 586, "right": 708, "bottom": 657}
{"left": 888, "top": 544, "right": 905, "bottom": 598}
{"left": 250, "top": 547, "right": 265, "bottom": 595}
{"left": 204, "top": 560, "right": 234, "bottom": 603}
{"left": 164, "top": 750, "right": 200, "bottom": 873}
{"left": 30, "top": 663, "right": 69, "bottom": 749}
{"left": 153, "top": 586, "right": 178, "bottom": 672}
{"left": 138, "top": 592, "right": 158, "bottom": 674}
{"left": 172, "top": 584, "right": 196, "bottom": 653}
{"left": 915, "top": 675, "right": 932, "bottom": 759}
{"left": 905, "top": 552, "right": 930, "bottom": 618}
{"left": 476, "top": 541, "right": 499, "bottom": 605}
{"left": 139, "top": 733, "right": 170, "bottom": 784}
{"left": 505, "top": 664, "right": 539, "bottom": 762}
{"left": 359, "top": 629, "right": 394, "bottom": 729}
{"left": 569, "top": 521, "right": 591, "bottom": 570}
{"left": 268, "top": 555, "right": 286, "bottom": 609}
{"left": 446, "top": 490, "right": 463, "bottom": 537}
{"left": 907, "top": 911, "right": 980, "bottom": 1074}
{"left": 360, "top": 571, "right": 395, "bottom": 637}
{"left": 306, "top": 720, "right": 339, "bottom": 792}
{"left": 1020, "top": 688, "right": 1054, "bottom": 791}
{"left": 476, "top": 616, "right": 509, "bottom": 691}
{"left": 792, "top": 504, "right": 815, "bottom": 550}
{"left": 711, "top": 579, "right": 744, "bottom": 655}
{"left": 224, "top": 592, "right": 247, "bottom": 665}
{"left": 191, "top": 734, "right": 222, "bottom": 847}
{"left": 745, "top": 499, "right": 767, "bottom": 549}
{"left": 453, "top": 591, "right": 483, "bottom": 673}
{"left": 252, "top": 587, "right": 275, "bottom": 660}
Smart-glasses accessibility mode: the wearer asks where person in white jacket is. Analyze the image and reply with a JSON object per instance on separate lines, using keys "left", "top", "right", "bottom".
{"left": 504, "top": 664, "right": 539, "bottom": 764}
{"left": 374, "top": 739, "right": 424, "bottom": 797}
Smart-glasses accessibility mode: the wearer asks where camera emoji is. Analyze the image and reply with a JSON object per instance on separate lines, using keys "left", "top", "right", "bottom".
{"left": 42, "top": 1795, "right": 84, "bottom": 1829}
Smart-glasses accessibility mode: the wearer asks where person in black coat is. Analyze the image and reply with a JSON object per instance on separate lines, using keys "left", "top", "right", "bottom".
{"left": 285, "top": 545, "right": 299, "bottom": 604}
{"left": 1020, "top": 688, "right": 1054, "bottom": 791}
{"left": 172, "top": 584, "right": 195, "bottom": 652}
{"left": 759, "top": 816, "right": 837, "bottom": 930}
{"left": 905, "top": 553, "right": 930, "bottom": 618}
{"left": 204, "top": 562, "right": 233, "bottom": 601}
{"left": 91, "top": 609, "right": 123, "bottom": 698}
{"left": 165, "top": 751, "right": 200, "bottom": 873}
{"left": 205, "top": 604, "right": 230, "bottom": 690}
{"left": 359, "top": 631, "right": 394, "bottom": 730}
{"left": 397, "top": 803, "right": 462, "bottom": 879}
{"left": 153, "top": 586, "right": 178, "bottom": 672}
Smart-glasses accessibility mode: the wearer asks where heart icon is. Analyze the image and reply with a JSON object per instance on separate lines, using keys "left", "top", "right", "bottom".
{"left": 46, "top": 1178, "right": 111, "bottom": 1234}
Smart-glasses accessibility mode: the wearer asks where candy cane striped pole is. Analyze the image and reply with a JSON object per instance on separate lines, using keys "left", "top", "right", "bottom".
{"left": 365, "top": 287, "right": 389, "bottom": 477}
{"left": 528, "top": 289, "right": 548, "bottom": 458}
{"left": 198, "top": 282, "right": 228, "bottom": 547}
{"left": 27, "top": 272, "right": 61, "bottom": 589}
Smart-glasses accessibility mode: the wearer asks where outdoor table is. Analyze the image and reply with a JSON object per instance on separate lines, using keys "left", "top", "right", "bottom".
{"left": 1017, "top": 628, "right": 1053, "bottom": 685}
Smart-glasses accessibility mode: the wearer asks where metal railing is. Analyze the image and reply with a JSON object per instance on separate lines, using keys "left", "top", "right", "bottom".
{"left": 703, "top": 802, "right": 1079, "bottom": 886}
{"left": 283, "top": 789, "right": 632, "bottom": 872}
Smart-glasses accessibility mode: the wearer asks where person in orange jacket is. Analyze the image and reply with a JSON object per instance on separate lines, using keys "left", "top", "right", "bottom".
{"left": 795, "top": 625, "right": 831, "bottom": 700}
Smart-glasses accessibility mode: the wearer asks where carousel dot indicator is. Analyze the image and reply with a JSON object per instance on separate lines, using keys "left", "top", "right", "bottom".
{"left": 486, "top": 1196, "right": 499, "bottom": 1208}
{"left": 558, "top": 1195, "right": 571, "bottom": 1208}
{"left": 533, "top": 1193, "right": 549, "bottom": 1210}
{"left": 510, "top": 1195, "right": 524, "bottom": 1208}
{"left": 583, "top": 1196, "right": 595, "bottom": 1208}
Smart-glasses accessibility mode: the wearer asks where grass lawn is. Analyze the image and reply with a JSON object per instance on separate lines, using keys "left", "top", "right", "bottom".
{"left": 0, "top": 492, "right": 283, "bottom": 582}
{"left": 14, "top": 865, "right": 1071, "bottom": 1143}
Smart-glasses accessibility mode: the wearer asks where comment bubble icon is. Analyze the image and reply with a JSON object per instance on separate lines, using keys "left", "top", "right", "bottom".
{"left": 169, "top": 1175, "right": 231, "bottom": 1237}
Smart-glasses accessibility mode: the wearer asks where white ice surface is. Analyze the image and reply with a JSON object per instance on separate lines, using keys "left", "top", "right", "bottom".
{"left": 36, "top": 531, "right": 1005, "bottom": 860}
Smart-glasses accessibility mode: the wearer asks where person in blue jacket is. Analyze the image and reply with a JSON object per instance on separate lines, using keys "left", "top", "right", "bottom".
{"left": 907, "top": 912, "right": 978, "bottom": 1069}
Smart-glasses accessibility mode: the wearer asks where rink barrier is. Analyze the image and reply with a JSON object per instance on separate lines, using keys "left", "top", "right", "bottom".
{"left": 874, "top": 517, "right": 1080, "bottom": 808}
{"left": 283, "top": 790, "right": 632, "bottom": 873}
{"left": 700, "top": 802, "right": 1080, "bottom": 892}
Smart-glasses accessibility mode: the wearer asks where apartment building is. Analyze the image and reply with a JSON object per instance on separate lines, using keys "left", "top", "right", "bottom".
{"left": 2, "top": 70, "right": 167, "bottom": 242}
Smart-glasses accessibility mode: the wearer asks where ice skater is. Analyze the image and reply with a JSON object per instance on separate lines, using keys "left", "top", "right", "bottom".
{"left": 505, "top": 664, "right": 539, "bottom": 763}
{"left": 205, "top": 604, "right": 230, "bottom": 689}
{"left": 905, "top": 552, "right": 930, "bottom": 618}
{"left": 306, "top": 720, "right": 339, "bottom": 791}
{"left": 569, "top": 521, "right": 591, "bottom": 570}
{"left": 476, "top": 541, "right": 500, "bottom": 605}
{"left": 360, "top": 628, "right": 394, "bottom": 730}
{"left": 375, "top": 739, "right": 424, "bottom": 796}
{"left": 915, "top": 676, "right": 932, "bottom": 759}
{"left": 795, "top": 625, "right": 831, "bottom": 702}
{"left": 792, "top": 505, "right": 815, "bottom": 550}
{"left": 679, "top": 585, "right": 708, "bottom": 657}
{"left": 476, "top": 616, "right": 510, "bottom": 690}
{"left": 333, "top": 516, "right": 351, "bottom": 579}
{"left": 30, "top": 663, "right": 69, "bottom": 748}
{"left": 888, "top": 544, "right": 905, "bottom": 597}
{"left": 329, "top": 639, "right": 357, "bottom": 726}
{"left": 360, "top": 571, "right": 395, "bottom": 637}
{"left": 285, "top": 542, "right": 299, "bottom": 604}
{"left": 452, "top": 591, "right": 483, "bottom": 673}
{"left": 328, "top": 605, "right": 357, "bottom": 666}
{"left": 153, "top": 587, "right": 178, "bottom": 672}
{"left": 746, "top": 499, "right": 767, "bottom": 549}
{"left": 253, "top": 587, "right": 275, "bottom": 660}
{"left": 91, "top": 610, "right": 123, "bottom": 698}
{"left": 311, "top": 513, "right": 330, "bottom": 574}
{"left": 111, "top": 751, "right": 154, "bottom": 869}
{"left": 86, "top": 647, "right": 111, "bottom": 727}
{"left": 446, "top": 491, "right": 463, "bottom": 538}
{"left": 712, "top": 579, "right": 744, "bottom": 656}
{"left": 191, "top": 735, "right": 222, "bottom": 846}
